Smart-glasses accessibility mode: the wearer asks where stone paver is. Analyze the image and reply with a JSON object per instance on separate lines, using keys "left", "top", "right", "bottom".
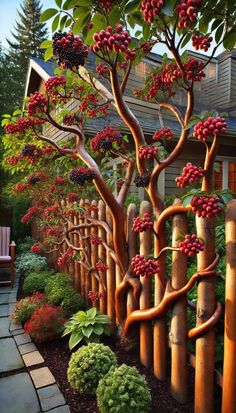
{"left": 0, "top": 294, "right": 9, "bottom": 304}
{"left": 37, "top": 384, "right": 65, "bottom": 412}
{"left": 30, "top": 367, "right": 56, "bottom": 389}
{"left": 0, "top": 317, "right": 11, "bottom": 338}
{"left": 0, "top": 373, "right": 41, "bottom": 413}
{"left": 0, "top": 304, "right": 9, "bottom": 317}
{"left": 14, "top": 333, "right": 31, "bottom": 346}
{"left": 22, "top": 351, "right": 44, "bottom": 367}
{"left": 12, "top": 328, "right": 25, "bottom": 336}
{"left": 46, "top": 405, "right": 70, "bottom": 413}
{"left": 0, "top": 337, "right": 24, "bottom": 372}
{"left": 18, "top": 342, "right": 37, "bottom": 355}
{"left": 9, "top": 320, "right": 22, "bottom": 331}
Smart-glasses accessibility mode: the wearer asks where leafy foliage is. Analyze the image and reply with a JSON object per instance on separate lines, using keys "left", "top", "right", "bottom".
{"left": 96, "top": 363, "right": 151, "bottom": 413}
{"left": 11, "top": 291, "right": 47, "bottom": 323}
{"left": 63, "top": 307, "right": 111, "bottom": 349}
{"left": 67, "top": 342, "right": 117, "bottom": 395}
{"left": 15, "top": 252, "right": 47, "bottom": 276}
{"left": 23, "top": 270, "right": 55, "bottom": 295}
{"left": 44, "top": 272, "right": 73, "bottom": 295}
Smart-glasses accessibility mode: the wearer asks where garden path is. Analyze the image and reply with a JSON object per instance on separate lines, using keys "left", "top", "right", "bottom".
{"left": 0, "top": 274, "right": 70, "bottom": 413}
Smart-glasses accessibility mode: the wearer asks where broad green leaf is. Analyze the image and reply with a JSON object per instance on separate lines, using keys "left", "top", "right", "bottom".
{"left": 2, "top": 114, "right": 12, "bottom": 118}
{"left": 44, "top": 47, "right": 53, "bottom": 62}
{"left": 162, "top": 2, "right": 174, "bottom": 17}
{"left": 60, "top": 14, "right": 68, "bottom": 30}
{"left": 125, "top": 0, "right": 140, "bottom": 13}
{"left": 223, "top": 31, "right": 236, "bottom": 51}
{"left": 182, "top": 194, "right": 195, "bottom": 206}
{"left": 1, "top": 119, "right": 10, "bottom": 126}
{"left": 13, "top": 109, "right": 22, "bottom": 116}
{"left": 215, "top": 22, "right": 225, "bottom": 44}
{"left": 180, "top": 32, "right": 192, "bottom": 49}
{"left": 87, "top": 307, "right": 97, "bottom": 318}
{"left": 76, "top": 0, "right": 91, "bottom": 6}
{"left": 93, "top": 324, "right": 104, "bottom": 335}
{"left": 143, "top": 22, "right": 150, "bottom": 40}
{"left": 40, "top": 8, "right": 58, "bottom": 22}
{"left": 52, "top": 14, "right": 60, "bottom": 32}
{"left": 72, "top": 10, "right": 91, "bottom": 34}
{"left": 63, "top": 0, "right": 78, "bottom": 10}
{"left": 40, "top": 39, "right": 53, "bottom": 49}
{"left": 199, "top": 13, "right": 210, "bottom": 34}
{"left": 82, "top": 325, "right": 94, "bottom": 338}
{"left": 185, "top": 118, "right": 199, "bottom": 130}
{"left": 108, "top": 6, "right": 121, "bottom": 26}
{"left": 69, "top": 331, "right": 83, "bottom": 349}
{"left": 211, "top": 18, "right": 223, "bottom": 32}
{"left": 55, "top": 0, "right": 62, "bottom": 7}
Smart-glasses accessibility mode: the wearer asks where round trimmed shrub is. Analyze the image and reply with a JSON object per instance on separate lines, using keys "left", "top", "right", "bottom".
{"left": 23, "top": 270, "right": 54, "bottom": 295}
{"left": 96, "top": 364, "right": 151, "bottom": 413}
{"left": 67, "top": 343, "right": 117, "bottom": 395}
{"left": 45, "top": 273, "right": 72, "bottom": 296}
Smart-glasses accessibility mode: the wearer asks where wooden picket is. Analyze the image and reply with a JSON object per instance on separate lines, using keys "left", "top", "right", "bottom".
{"left": 32, "top": 197, "right": 236, "bottom": 413}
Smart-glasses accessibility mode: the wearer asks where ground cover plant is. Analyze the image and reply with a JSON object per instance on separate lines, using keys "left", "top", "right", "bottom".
{"left": 2, "top": 0, "right": 236, "bottom": 412}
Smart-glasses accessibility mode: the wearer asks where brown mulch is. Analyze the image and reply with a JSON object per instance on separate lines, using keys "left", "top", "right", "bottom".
{"left": 17, "top": 274, "right": 222, "bottom": 413}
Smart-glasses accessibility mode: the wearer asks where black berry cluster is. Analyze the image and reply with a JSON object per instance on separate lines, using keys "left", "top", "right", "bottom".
{"left": 134, "top": 173, "right": 151, "bottom": 188}
{"left": 131, "top": 255, "right": 160, "bottom": 279}
{"left": 52, "top": 31, "right": 89, "bottom": 69}
{"left": 69, "top": 167, "right": 95, "bottom": 185}
{"left": 192, "top": 34, "right": 213, "bottom": 52}
{"left": 179, "top": 234, "right": 205, "bottom": 256}
{"left": 190, "top": 195, "right": 223, "bottom": 218}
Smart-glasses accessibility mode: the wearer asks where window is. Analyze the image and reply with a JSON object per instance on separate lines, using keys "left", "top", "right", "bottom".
{"left": 214, "top": 158, "right": 236, "bottom": 194}
{"left": 135, "top": 62, "right": 152, "bottom": 78}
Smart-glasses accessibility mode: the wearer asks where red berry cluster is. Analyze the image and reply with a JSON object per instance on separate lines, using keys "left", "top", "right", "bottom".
{"left": 47, "top": 227, "right": 61, "bottom": 236}
{"left": 77, "top": 94, "right": 109, "bottom": 118}
{"left": 21, "top": 206, "right": 39, "bottom": 224}
{"left": 146, "top": 71, "right": 177, "bottom": 100}
{"left": 176, "top": 0, "right": 202, "bottom": 29}
{"left": 90, "top": 234, "right": 102, "bottom": 245}
{"left": 179, "top": 234, "right": 204, "bottom": 256}
{"left": 92, "top": 25, "right": 136, "bottom": 61}
{"left": 57, "top": 248, "right": 74, "bottom": 267}
{"left": 69, "top": 167, "right": 95, "bottom": 186}
{"left": 141, "top": 0, "right": 164, "bottom": 23}
{"left": 52, "top": 31, "right": 88, "bottom": 69}
{"left": 192, "top": 34, "right": 213, "bottom": 52}
{"left": 95, "top": 262, "right": 108, "bottom": 272}
{"left": 88, "top": 291, "right": 104, "bottom": 302}
{"left": 87, "top": 205, "right": 99, "bottom": 212}
{"left": 21, "top": 144, "right": 42, "bottom": 162}
{"left": 7, "top": 154, "right": 23, "bottom": 166}
{"left": 152, "top": 127, "right": 174, "bottom": 141}
{"left": 31, "top": 244, "right": 42, "bottom": 254}
{"left": 175, "top": 162, "right": 204, "bottom": 188}
{"left": 141, "top": 41, "right": 153, "bottom": 53}
{"left": 95, "top": 0, "right": 113, "bottom": 12}
{"left": 190, "top": 195, "right": 223, "bottom": 218}
{"left": 132, "top": 212, "right": 153, "bottom": 232}
{"left": 131, "top": 255, "right": 160, "bottom": 279}
{"left": 45, "top": 76, "right": 66, "bottom": 97}
{"left": 27, "top": 92, "right": 48, "bottom": 115}
{"left": 67, "top": 192, "right": 78, "bottom": 202}
{"left": 14, "top": 182, "right": 31, "bottom": 193}
{"left": 63, "top": 113, "right": 83, "bottom": 126}
{"left": 54, "top": 177, "right": 66, "bottom": 185}
{"left": 138, "top": 145, "right": 158, "bottom": 159}
{"left": 183, "top": 59, "right": 205, "bottom": 81}
{"left": 90, "top": 126, "right": 123, "bottom": 152}
{"left": 96, "top": 63, "right": 109, "bottom": 76}
{"left": 193, "top": 117, "right": 227, "bottom": 141}
{"left": 44, "top": 205, "right": 60, "bottom": 216}
{"left": 4, "top": 117, "right": 31, "bottom": 134}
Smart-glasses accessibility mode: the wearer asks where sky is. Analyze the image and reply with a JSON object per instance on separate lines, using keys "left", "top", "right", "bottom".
{"left": 0, "top": 0, "right": 224, "bottom": 56}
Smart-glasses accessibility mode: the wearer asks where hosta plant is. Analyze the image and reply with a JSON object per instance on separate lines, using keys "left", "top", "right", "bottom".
{"left": 11, "top": 291, "right": 47, "bottom": 323}
{"left": 63, "top": 307, "right": 111, "bottom": 350}
{"left": 24, "top": 303, "right": 66, "bottom": 342}
{"left": 67, "top": 343, "right": 117, "bottom": 395}
{"left": 96, "top": 364, "right": 151, "bottom": 413}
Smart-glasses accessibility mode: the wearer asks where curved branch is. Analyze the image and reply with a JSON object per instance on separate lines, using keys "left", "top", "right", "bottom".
{"left": 116, "top": 158, "right": 135, "bottom": 206}
{"left": 115, "top": 268, "right": 141, "bottom": 324}
{"left": 120, "top": 60, "right": 132, "bottom": 95}
{"left": 188, "top": 301, "right": 222, "bottom": 339}
{"left": 159, "top": 102, "right": 184, "bottom": 128}
{"left": 202, "top": 133, "right": 218, "bottom": 193}
{"left": 123, "top": 253, "right": 219, "bottom": 337}
{"left": 33, "top": 127, "right": 74, "bottom": 155}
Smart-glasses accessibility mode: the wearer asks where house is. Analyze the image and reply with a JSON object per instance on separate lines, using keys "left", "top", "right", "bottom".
{"left": 24, "top": 48, "right": 236, "bottom": 200}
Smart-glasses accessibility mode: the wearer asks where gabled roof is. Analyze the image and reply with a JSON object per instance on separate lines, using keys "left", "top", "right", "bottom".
{"left": 24, "top": 57, "right": 56, "bottom": 98}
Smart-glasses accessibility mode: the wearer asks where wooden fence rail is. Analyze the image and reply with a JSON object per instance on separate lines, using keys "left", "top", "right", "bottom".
{"left": 32, "top": 198, "right": 236, "bottom": 413}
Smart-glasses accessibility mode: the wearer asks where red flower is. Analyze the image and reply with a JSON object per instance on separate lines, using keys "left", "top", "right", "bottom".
{"left": 31, "top": 244, "right": 42, "bottom": 254}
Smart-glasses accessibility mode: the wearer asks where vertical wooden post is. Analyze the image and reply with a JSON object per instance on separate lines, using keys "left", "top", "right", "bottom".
{"left": 73, "top": 209, "right": 81, "bottom": 292}
{"left": 222, "top": 199, "right": 236, "bottom": 413}
{"left": 84, "top": 199, "right": 91, "bottom": 303}
{"left": 139, "top": 201, "right": 153, "bottom": 368}
{"left": 67, "top": 201, "right": 74, "bottom": 281}
{"left": 170, "top": 199, "right": 188, "bottom": 403}
{"left": 127, "top": 203, "right": 138, "bottom": 316}
{"left": 106, "top": 207, "right": 116, "bottom": 332}
{"left": 98, "top": 200, "right": 107, "bottom": 314}
{"left": 79, "top": 199, "right": 85, "bottom": 298}
{"left": 195, "top": 216, "right": 216, "bottom": 413}
{"left": 91, "top": 200, "right": 99, "bottom": 310}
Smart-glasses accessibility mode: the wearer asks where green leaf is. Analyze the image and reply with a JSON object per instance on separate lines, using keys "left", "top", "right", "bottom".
{"left": 182, "top": 194, "right": 195, "bottom": 206}
{"left": 40, "top": 39, "right": 53, "bottom": 49}
{"left": 72, "top": 10, "right": 91, "bottom": 34}
{"left": 123, "top": 135, "right": 129, "bottom": 143}
{"left": 13, "top": 109, "right": 22, "bottom": 116}
{"left": 52, "top": 14, "right": 60, "bottom": 32}
{"left": 44, "top": 47, "right": 53, "bottom": 62}
{"left": 211, "top": 18, "right": 223, "bottom": 32}
{"left": 199, "top": 13, "right": 210, "bottom": 34}
{"left": 60, "top": 14, "right": 68, "bottom": 30}
{"left": 185, "top": 118, "right": 200, "bottom": 130}
{"left": 215, "top": 22, "right": 225, "bottom": 44}
{"left": 1, "top": 119, "right": 10, "bottom": 126}
{"left": 63, "top": 0, "right": 78, "bottom": 10}
{"left": 143, "top": 22, "right": 150, "bottom": 40}
{"left": 162, "top": 1, "right": 174, "bottom": 17}
{"left": 125, "top": 0, "right": 140, "bottom": 13}
{"left": 82, "top": 325, "right": 94, "bottom": 338}
{"left": 87, "top": 307, "right": 97, "bottom": 318}
{"left": 76, "top": 0, "right": 91, "bottom": 6}
{"left": 40, "top": 8, "right": 58, "bottom": 22}
{"left": 93, "top": 324, "right": 104, "bottom": 335}
{"left": 69, "top": 331, "right": 83, "bottom": 349}
{"left": 55, "top": 0, "right": 62, "bottom": 7}
{"left": 2, "top": 114, "right": 11, "bottom": 118}
{"left": 108, "top": 6, "right": 121, "bottom": 26}
{"left": 223, "top": 31, "right": 236, "bottom": 51}
{"left": 180, "top": 32, "right": 192, "bottom": 49}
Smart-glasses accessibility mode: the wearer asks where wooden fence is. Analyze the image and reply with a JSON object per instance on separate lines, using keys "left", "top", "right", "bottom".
{"left": 32, "top": 198, "right": 236, "bottom": 413}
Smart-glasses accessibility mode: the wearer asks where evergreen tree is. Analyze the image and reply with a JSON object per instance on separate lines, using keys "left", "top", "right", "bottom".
{"left": 6, "top": 0, "right": 48, "bottom": 104}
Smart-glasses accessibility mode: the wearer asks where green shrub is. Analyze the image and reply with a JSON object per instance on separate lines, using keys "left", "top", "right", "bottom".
{"left": 23, "top": 270, "right": 54, "bottom": 295}
{"left": 45, "top": 273, "right": 72, "bottom": 295}
{"left": 15, "top": 253, "right": 47, "bottom": 276}
{"left": 67, "top": 343, "right": 117, "bottom": 395}
{"left": 60, "top": 288, "right": 85, "bottom": 318}
{"left": 17, "top": 236, "right": 36, "bottom": 254}
{"left": 63, "top": 307, "right": 111, "bottom": 350}
{"left": 11, "top": 292, "right": 47, "bottom": 323}
{"left": 96, "top": 364, "right": 151, "bottom": 413}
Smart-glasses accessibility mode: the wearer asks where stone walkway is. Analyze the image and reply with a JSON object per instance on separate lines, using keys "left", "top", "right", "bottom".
{"left": 0, "top": 276, "right": 70, "bottom": 413}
